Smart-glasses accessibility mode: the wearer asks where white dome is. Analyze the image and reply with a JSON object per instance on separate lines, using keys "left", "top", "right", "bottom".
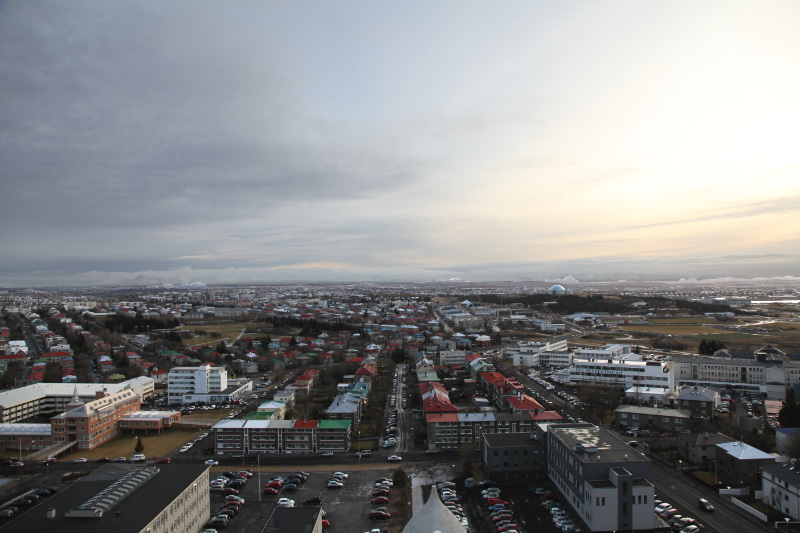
{"left": 549, "top": 284, "right": 566, "bottom": 291}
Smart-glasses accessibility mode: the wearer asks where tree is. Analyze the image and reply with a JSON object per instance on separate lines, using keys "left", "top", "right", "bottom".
{"left": 783, "top": 433, "right": 800, "bottom": 459}
{"left": 698, "top": 339, "right": 726, "bottom": 355}
{"left": 135, "top": 437, "right": 144, "bottom": 453}
{"left": 779, "top": 391, "right": 800, "bottom": 429}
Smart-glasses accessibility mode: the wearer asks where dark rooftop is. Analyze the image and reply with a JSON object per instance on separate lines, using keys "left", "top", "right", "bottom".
{"left": 264, "top": 506, "right": 322, "bottom": 533}
{"left": 0, "top": 464, "right": 208, "bottom": 533}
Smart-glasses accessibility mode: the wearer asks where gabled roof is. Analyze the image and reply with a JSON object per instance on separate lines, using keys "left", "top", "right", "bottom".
{"left": 508, "top": 394, "right": 544, "bottom": 411}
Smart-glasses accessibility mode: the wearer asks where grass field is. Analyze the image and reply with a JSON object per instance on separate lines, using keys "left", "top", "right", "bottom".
{"left": 60, "top": 428, "right": 204, "bottom": 462}
{"left": 619, "top": 325, "right": 726, "bottom": 335}
{"left": 184, "top": 321, "right": 269, "bottom": 347}
{"left": 649, "top": 318, "right": 730, "bottom": 325}
{"left": 692, "top": 332, "right": 759, "bottom": 341}
{"left": 183, "top": 409, "right": 232, "bottom": 421}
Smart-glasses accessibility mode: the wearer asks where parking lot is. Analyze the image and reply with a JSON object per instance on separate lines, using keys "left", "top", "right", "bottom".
{"left": 208, "top": 466, "right": 411, "bottom": 532}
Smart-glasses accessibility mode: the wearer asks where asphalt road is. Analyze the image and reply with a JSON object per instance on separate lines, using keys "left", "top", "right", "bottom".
{"left": 648, "top": 452, "right": 774, "bottom": 533}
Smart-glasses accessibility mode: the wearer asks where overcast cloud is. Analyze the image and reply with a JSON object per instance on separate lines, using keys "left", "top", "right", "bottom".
{"left": 1, "top": 0, "right": 799, "bottom": 287}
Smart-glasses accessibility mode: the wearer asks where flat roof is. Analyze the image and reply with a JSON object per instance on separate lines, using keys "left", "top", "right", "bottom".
{"left": 265, "top": 507, "right": 321, "bottom": 533}
{"left": 0, "top": 378, "right": 153, "bottom": 409}
{"left": 550, "top": 425, "right": 649, "bottom": 464}
{"left": 0, "top": 423, "right": 51, "bottom": 435}
{"left": 0, "top": 464, "right": 207, "bottom": 533}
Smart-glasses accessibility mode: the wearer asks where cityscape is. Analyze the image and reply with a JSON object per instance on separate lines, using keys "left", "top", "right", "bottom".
{"left": 1, "top": 1, "right": 800, "bottom": 533}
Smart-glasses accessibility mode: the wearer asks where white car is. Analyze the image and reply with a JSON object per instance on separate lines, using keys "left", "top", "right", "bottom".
{"left": 73, "top": 458, "right": 87, "bottom": 463}
{"left": 205, "top": 460, "right": 219, "bottom": 466}
{"left": 655, "top": 503, "right": 673, "bottom": 513}
{"left": 387, "top": 455, "right": 403, "bottom": 462}
{"left": 277, "top": 498, "right": 295, "bottom": 507}
{"left": 333, "top": 472, "right": 349, "bottom": 479}
{"left": 327, "top": 480, "right": 344, "bottom": 488}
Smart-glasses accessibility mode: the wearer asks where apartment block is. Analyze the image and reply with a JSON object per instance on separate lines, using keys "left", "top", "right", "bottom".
{"left": 547, "top": 424, "right": 654, "bottom": 532}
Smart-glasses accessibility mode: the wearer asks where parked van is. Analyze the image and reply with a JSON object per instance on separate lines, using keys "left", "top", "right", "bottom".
{"left": 131, "top": 454, "right": 146, "bottom": 462}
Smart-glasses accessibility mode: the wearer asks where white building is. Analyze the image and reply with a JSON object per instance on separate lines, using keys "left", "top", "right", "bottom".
{"left": 0, "top": 378, "right": 154, "bottom": 424}
{"left": 554, "top": 357, "right": 674, "bottom": 391}
{"left": 167, "top": 365, "right": 249, "bottom": 404}
{"left": 763, "top": 462, "right": 800, "bottom": 519}
{"left": 504, "top": 339, "right": 569, "bottom": 367}
{"left": 438, "top": 350, "right": 468, "bottom": 368}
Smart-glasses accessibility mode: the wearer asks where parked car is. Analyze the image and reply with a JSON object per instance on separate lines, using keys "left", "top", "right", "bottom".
{"left": 303, "top": 497, "right": 322, "bottom": 505}
{"left": 262, "top": 487, "right": 279, "bottom": 495}
{"left": 321, "top": 451, "right": 334, "bottom": 458}
{"left": 369, "top": 510, "right": 391, "bottom": 520}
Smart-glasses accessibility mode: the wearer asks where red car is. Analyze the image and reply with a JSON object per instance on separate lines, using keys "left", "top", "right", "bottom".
{"left": 262, "top": 487, "right": 279, "bottom": 495}
{"left": 156, "top": 458, "right": 171, "bottom": 464}
{"left": 371, "top": 497, "right": 389, "bottom": 504}
{"left": 372, "top": 490, "right": 390, "bottom": 497}
{"left": 221, "top": 488, "right": 239, "bottom": 495}
{"left": 322, "top": 519, "right": 331, "bottom": 529}
{"left": 267, "top": 481, "right": 283, "bottom": 489}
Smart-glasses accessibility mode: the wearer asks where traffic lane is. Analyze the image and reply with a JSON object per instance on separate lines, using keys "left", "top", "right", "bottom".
{"left": 649, "top": 454, "right": 772, "bottom": 533}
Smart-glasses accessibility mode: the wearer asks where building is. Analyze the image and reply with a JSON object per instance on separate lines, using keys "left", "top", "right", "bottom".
{"left": 264, "top": 507, "right": 324, "bottom": 533}
{"left": 212, "top": 418, "right": 352, "bottom": 455}
{"left": 554, "top": 355, "right": 674, "bottom": 391}
{"left": 676, "top": 386, "right": 720, "bottom": 419}
{"left": 762, "top": 461, "right": 800, "bottom": 520}
{"left": 715, "top": 441, "right": 775, "bottom": 489}
{"left": 438, "top": 350, "right": 468, "bottom": 368}
{"left": 482, "top": 432, "right": 547, "bottom": 482}
{"left": 0, "top": 423, "right": 52, "bottom": 452}
{"left": 672, "top": 351, "right": 800, "bottom": 400}
{"left": 614, "top": 405, "right": 692, "bottom": 433}
{"left": 2, "top": 463, "right": 210, "bottom": 533}
{"left": 50, "top": 388, "right": 142, "bottom": 450}
{"left": 677, "top": 432, "right": 736, "bottom": 468}
{"left": 256, "top": 401, "right": 287, "bottom": 420}
{"left": 503, "top": 339, "right": 569, "bottom": 368}
{"left": 425, "top": 411, "right": 536, "bottom": 450}
{"left": 0, "top": 378, "right": 154, "bottom": 423}
{"left": 118, "top": 411, "right": 182, "bottom": 434}
{"left": 547, "top": 424, "right": 654, "bottom": 532}
{"left": 167, "top": 365, "right": 250, "bottom": 404}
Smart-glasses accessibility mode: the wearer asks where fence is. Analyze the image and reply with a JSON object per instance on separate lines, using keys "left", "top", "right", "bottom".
{"left": 731, "top": 496, "right": 768, "bottom": 522}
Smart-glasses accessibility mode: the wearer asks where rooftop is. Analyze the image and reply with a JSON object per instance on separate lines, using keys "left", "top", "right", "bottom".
{"left": 550, "top": 424, "right": 649, "bottom": 464}
{"left": 0, "top": 464, "right": 207, "bottom": 533}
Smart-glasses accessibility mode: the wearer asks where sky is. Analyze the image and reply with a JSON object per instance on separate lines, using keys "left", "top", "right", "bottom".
{"left": 1, "top": 0, "right": 799, "bottom": 287}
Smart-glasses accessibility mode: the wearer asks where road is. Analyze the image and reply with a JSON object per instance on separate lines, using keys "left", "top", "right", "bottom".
{"left": 648, "top": 451, "right": 773, "bottom": 533}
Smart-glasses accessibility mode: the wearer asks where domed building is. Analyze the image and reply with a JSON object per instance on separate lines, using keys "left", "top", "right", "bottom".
{"left": 402, "top": 488, "right": 466, "bottom": 533}
{"left": 548, "top": 284, "right": 566, "bottom": 295}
